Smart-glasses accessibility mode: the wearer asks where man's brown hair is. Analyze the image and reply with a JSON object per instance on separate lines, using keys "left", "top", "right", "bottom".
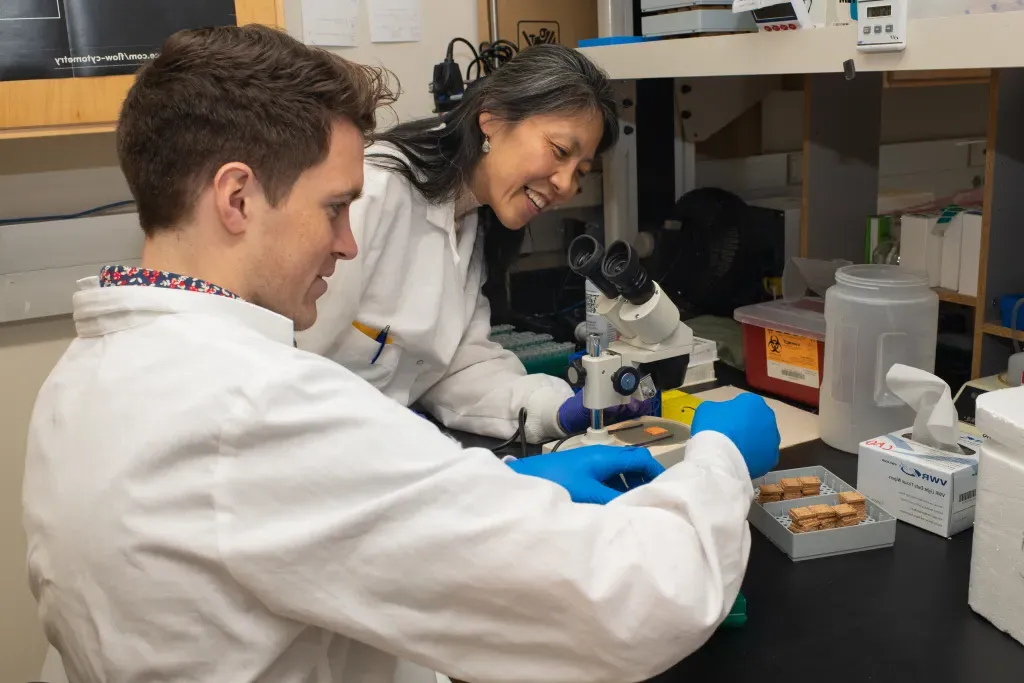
{"left": 117, "top": 25, "right": 396, "bottom": 234}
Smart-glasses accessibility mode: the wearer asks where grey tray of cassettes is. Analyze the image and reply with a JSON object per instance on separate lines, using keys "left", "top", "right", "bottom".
{"left": 749, "top": 466, "right": 896, "bottom": 561}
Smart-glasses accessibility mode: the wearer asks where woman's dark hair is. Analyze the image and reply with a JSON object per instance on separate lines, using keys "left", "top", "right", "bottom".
{"left": 368, "top": 43, "right": 619, "bottom": 203}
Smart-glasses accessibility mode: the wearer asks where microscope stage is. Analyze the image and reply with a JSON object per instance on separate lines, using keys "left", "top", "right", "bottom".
{"left": 542, "top": 416, "right": 691, "bottom": 468}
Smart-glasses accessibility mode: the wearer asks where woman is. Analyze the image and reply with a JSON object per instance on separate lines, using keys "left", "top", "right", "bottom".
{"left": 297, "top": 44, "right": 652, "bottom": 443}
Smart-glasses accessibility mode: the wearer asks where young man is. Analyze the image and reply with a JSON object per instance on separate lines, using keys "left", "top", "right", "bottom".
{"left": 23, "top": 25, "right": 779, "bottom": 683}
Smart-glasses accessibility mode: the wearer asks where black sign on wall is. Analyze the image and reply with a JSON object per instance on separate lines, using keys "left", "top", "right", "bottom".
{"left": 0, "top": 0, "right": 237, "bottom": 82}
{"left": 517, "top": 20, "right": 560, "bottom": 48}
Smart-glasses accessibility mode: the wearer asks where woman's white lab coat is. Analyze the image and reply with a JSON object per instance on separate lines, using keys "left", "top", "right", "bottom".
{"left": 296, "top": 146, "right": 573, "bottom": 443}
{"left": 25, "top": 280, "right": 754, "bottom": 683}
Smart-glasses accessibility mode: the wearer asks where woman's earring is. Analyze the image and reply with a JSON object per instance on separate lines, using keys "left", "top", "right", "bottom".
{"left": 482, "top": 137, "right": 491, "bottom": 154}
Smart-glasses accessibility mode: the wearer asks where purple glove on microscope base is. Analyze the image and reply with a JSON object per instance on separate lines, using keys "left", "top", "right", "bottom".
{"left": 557, "top": 389, "right": 659, "bottom": 435}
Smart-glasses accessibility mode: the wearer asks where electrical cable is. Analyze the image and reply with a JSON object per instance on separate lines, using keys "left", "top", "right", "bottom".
{"left": 550, "top": 430, "right": 585, "bottom": 453}
{"left": 1011, "top": 297, "right": 1024, "bottom": 355}
{"left": 466, "top": 39, "right": 517, "bottom": 80}
{"left": 446, "top": 37, "right": 479, "bottom": 61}
{"left": 433, "top": 36, "right": 515, "bottom": 114}
{"left": 491, "top": 407, "right": 529, "bottom": 459}
{"left": 0, "top": 200, "right": 135, "bottom": 226}
{"left": 519, "top": 406, "right": 527, "bottom": 459}
{"left": 490, "top": 39, "right": 520, "bottom": 53}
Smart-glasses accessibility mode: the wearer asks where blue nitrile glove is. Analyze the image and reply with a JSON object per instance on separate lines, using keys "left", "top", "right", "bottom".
{"left": 507, "top": 445, "right": 666, "bottom": 504}
{"left": 557, "top": 389, "right": 659, "bottom": 434}
{"left": 690, "top": 393, "right": 781, "bottom": 479}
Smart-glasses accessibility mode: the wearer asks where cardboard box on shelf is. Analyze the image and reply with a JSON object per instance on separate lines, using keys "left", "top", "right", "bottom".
{"left": 477, "top": 0, "right": 598, "bottom": 50}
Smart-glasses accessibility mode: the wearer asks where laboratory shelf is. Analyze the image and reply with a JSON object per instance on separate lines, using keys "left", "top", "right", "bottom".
{"left": 933, "top": 287, "right": 977, "bottom": 307}
{"left": 579, "top": 13, "right": 1024, "bottom": 80}
{"left": 982, "top": 321, "right": 1024, "bottom": 342}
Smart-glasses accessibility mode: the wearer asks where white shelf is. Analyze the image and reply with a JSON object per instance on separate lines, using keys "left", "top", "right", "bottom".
{"left": 579, "top": 13, "right": 1024, "bottom": 79}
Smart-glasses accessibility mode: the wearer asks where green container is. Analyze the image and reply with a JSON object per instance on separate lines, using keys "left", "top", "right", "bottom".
{"left": 721, "top": 592, "right": 747, "bottom": 628}
{"left": 522, "top": 354, "right": 571, "bottom": 378}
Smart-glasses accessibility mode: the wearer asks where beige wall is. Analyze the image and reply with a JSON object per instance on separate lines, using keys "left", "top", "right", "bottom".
{"left": 0, "top": 133, "right": 120, "bottom": 682}
{"left": 283, "top": 0, "right": 480, "bottom": 126}
{"left": 0, "top": 317, "right": 76, "bottom": 681}
{"left": 0, "top": 2, "right": 476, "bottom": 678}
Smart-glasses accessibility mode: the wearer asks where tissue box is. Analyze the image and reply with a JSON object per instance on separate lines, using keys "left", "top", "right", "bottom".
{"left": 969, "top": 387, "right": 1024, "bottom": 647}
{"left": 857, "top": 430, "right": 984, "bottom": 537}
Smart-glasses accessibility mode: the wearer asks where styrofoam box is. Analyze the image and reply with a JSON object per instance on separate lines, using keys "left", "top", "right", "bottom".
{"left": 969, "top": 386, "right": 1024, "bottom": 647}
{"left": 693, "top": 336, "right": 717, "bottom": 365}
{"left": 958, "top": 211, "right": 983, "bottom": 297}
{"left": 899, "top": 214, "right": 942, "bottom": 287}
{"left": 682, "top": 361, "right": 716, "bottom": 387}
{"left": 940, "top": 212, "right": 964, "bottom": 291}
{"left": 750, "top": 466, "right": 896, "bottom": 561}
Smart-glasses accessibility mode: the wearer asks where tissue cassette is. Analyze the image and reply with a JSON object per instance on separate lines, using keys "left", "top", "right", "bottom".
{"left": 857, "top": 430, "right": 984, "bottom": 538}
{"left": 750, "top": 466, "right": 896, "bottom": 561}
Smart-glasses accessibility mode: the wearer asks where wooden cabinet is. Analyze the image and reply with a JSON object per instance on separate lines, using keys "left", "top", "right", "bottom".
{"left": 0, "top": 0, "right": 282, "bottom": 140}
{"left": 885, "top": 68, "right": 991, "bottom": 88}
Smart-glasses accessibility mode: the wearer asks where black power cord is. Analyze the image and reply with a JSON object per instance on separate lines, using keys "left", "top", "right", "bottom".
{"left": 431, "top": 38, "right": 480, "bottom": 114}
{"left": 446, "top": 37, "right": 479, "bottom": 61}
{"left": 431, "top": 36, "right": 518, "bottom": 115}
{"left": 466, "top": 39, "right": 518, "bottom": 80}
{"left": 491, "top": 407, "right": 529, "bottom": 460}
{"left": 549, "top": 432, "right": 583, "bottom": 453}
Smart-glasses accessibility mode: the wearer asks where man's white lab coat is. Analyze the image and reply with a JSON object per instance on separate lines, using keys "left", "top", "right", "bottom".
{"left": 24, "top": 279, "right": 753, "bottom": 683}
{"left": 296, "top": 146, "right": 573, "bottom": 443}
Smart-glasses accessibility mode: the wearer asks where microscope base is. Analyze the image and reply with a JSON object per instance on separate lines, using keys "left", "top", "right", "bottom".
{"left": 542, "top": 416, "right": 691, "bottom": 468}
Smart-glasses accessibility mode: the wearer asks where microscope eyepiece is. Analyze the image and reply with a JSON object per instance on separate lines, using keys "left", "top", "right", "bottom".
{"left": 567, "top": 235, "right": 619, "bottom": 299}
{"left": 602, "top": 240, "right": 655, "bottom": 305}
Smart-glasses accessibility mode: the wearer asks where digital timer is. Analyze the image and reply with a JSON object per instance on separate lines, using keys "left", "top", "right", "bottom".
{"left": 857, "top": 0, "right": 907, "bottom": 52}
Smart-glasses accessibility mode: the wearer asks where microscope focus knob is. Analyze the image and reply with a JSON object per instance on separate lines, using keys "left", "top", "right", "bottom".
{"left": 567, "top": 357, "right": 587, "bottom": 388}
{"left": 611, "top": 366, "right": 641, "bottom": 396}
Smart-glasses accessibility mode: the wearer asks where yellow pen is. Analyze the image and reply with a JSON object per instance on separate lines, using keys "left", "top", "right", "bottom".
{"left": 352, "top": 321, "right": 393, "bottom": 345}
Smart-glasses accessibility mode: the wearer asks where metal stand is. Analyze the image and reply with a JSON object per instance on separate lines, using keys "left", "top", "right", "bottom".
{"left": 603, "top": 81, "right": 639, "bottom": 246}
{"left": 597, "top": 0, "right": 635, "bottom": 37}
{"left": 488, "top": 0, "right": 499, "bottom": 43}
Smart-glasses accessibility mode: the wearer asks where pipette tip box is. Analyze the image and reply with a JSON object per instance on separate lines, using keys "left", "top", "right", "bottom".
{"left": 749, "top": 466, "right": 896, "bottom": 561}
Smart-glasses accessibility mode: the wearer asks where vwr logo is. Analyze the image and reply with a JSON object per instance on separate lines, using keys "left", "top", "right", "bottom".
{"left": 900, "top": 464, "right": 948, "bottom": 487}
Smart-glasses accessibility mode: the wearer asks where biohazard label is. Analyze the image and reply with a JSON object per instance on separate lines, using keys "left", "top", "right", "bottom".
{"left": 765, "top": 329, "right": 820, "bottom": 388}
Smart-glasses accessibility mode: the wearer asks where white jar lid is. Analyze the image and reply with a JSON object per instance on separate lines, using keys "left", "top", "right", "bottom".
{"left": 835, "top": 264, "right": 930, "bottom": 290}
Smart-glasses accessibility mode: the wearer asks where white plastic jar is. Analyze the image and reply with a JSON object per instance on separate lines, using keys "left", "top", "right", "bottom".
{"left": 819, "top": 265, "right": 938, "bottom": 453}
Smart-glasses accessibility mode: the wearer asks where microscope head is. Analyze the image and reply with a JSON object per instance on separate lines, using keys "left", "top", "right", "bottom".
{"left": 568, "top": 235, "right": 619, "bottom": 299}
{"left": 569, "top": 235, "right": 682, "bottom": 346}
{"left": 568, "top": 235, "right": 695, "bottom": 392}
